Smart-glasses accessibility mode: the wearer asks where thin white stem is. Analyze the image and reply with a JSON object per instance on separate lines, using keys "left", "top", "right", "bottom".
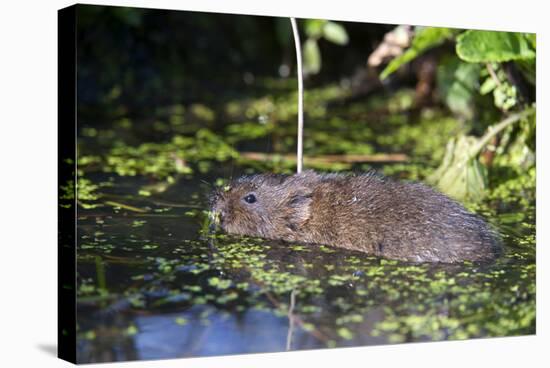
{"left": 290, "top": 17, "right": 304, "bottom": 174}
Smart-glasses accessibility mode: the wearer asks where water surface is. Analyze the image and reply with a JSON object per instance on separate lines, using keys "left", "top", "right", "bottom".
{"left": 76, "top": 173, "right": 535, "bottom": 363}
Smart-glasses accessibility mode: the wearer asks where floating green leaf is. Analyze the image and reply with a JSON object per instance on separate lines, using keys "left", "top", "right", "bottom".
{"left": 175, "top": 317, "right": 188, "bottom": 325}
{"left": 125, "top": 325, "right": 138, "bottom": 336}
{"left": 337, "top": 327, "right": 354, "bottom": 340}
{"left": 208, "top": 277, "right": 232, "bottom": 290}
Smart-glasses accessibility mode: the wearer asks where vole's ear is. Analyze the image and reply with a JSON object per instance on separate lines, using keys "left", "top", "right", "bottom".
{"left": 285, "top": 188, "right": 313, "bottom": 229}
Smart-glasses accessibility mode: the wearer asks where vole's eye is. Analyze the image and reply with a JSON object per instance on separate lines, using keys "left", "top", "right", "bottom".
{"left": 243, "top": 194, "right": 257, "bottom": 204}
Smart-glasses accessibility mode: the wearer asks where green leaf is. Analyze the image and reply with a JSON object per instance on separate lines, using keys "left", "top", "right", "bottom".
{"left": 479, "top": 76, "right": 497, "bottom": 95}
{"left": 208, "top": 277, "right": 232, "bottom": 290}
{"left": 138, "top": 189, "right": 151, "bottom": 197}
{"left": 525, "top": 33, "right": 536, "bottom": 49}
{"left": 337, "top": 327, "right": 354, "bottom": 340}
{"left": 322, "top": 21, "right": 349, "bottom": 45}
{"left": 125, "top": 325, "right": 139, "bottom": 336}
{"left": 303, "top": 38, "right": 321, "bottom": 75}
{"left": 493, "top": 82, "right": 518, "bottom": 111}
{"left": 175, "top": 317, "right": 188, "bottom": 326}
{"left": 304, "top": 19, "right": 327, "bottom": 38}
{"left": 428, "top": 135, "right": 488, "bottom": 202}
{"left": 436, "top": 57, "right": 480, "bottom": 120}
{"left": 456, "top": 31, "right": 536, "bottom": 63}
{"left": 381, "top": 27, "right": 455, "bottom": 80}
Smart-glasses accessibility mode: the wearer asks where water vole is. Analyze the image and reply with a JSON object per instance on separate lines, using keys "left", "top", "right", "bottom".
{"left": 210, "top": 170, "right": 500, "bottom": 263}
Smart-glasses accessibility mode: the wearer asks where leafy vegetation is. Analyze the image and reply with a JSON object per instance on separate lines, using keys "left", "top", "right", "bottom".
{"left": 380, "top": 27, "right": 535, "bottom": 202}
{"left": 301, "top": 19, "right": 349, "bottom": 76}
{"left": 380, "top": 27, "right": 457, "bottom": 80}
{"left": 456, "top": 31, "right": 536, "bottom": 63}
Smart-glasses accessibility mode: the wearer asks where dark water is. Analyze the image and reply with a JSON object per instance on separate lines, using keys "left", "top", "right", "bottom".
{"left": 76, "top": 174, "right": 535, "bottom": 363}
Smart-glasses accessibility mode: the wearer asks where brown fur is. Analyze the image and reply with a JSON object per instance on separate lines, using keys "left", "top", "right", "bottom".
{"left": 210, "top": 170, "right": 501, "bottom": 263}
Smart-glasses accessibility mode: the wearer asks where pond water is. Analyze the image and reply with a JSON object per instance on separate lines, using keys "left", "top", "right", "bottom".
{"left": 75, "top": 171, "right": 535, "bottom": 363}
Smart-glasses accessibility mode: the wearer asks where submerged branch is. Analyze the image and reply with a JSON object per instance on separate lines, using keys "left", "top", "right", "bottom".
{"left": 240, "top": 152, "right": 409, "bottom": 164}
{"left": 103, "top": 200, "right": 148, "bottom": 213}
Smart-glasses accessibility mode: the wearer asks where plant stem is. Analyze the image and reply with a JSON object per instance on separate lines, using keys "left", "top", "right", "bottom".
{"left": 290, "top": 17, "right": 304, "bottom": 173}
{"left": 471, "top": 107, "right": 535, "bottom": 158}
{"left": 286, "top": 288, "right": 297, "bottom": 351}
{"left": 486, "top": 63, "right": 502, "bottom": 88}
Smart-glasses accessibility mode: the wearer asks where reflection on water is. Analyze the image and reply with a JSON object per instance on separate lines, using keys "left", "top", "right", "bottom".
{"left": 76, "top": 174, "right": 535, "bottom": 364}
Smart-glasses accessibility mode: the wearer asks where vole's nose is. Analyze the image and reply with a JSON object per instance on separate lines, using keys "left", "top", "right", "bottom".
{"left": 218, "top": 209, "right": 227, "bottom": 225}
{"left": 208, "top": 206, "right": 226, "bottom": 230}
{"left": 208, "top": 209, "right": 220, "bottom": 233}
